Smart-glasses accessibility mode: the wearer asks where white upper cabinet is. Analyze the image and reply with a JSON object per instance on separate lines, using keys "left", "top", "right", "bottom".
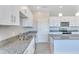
{"left": 0, "top": 6, "right": 33, "bottom": 26}
{"left": 0, "top": 6, "right": 20, "bottom": 25}
{"left": 20, "top": 6, "right": 33, "bottom": 27}
{"left": 9, "top": 6, "right": 20, "bottom": 25}
{"left": 49, "top": 16, "right": 79, "bottom": 27}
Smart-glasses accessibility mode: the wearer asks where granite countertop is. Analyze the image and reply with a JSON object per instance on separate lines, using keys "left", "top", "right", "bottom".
{"left": 49, "top": 33, "right": 79, "bottom": 40}
{"left": 0, "top": 31, "right": 37, "bottom": 54}
{"left": 0, "top": 36, "right": 33, "bottom": 54}
{"left": 49, "top": 31, "right": 79, "bottom": 40}
{"left": 0, "top": 39, "right": 32, "bottom": 54}
{"left": 49, "top": 30, "right": 79, "bottom": 35}
{"left": 49, "top": 32, "right": 79, "bottom": 35}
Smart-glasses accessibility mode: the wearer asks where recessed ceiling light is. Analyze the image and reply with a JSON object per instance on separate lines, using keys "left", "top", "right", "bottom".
{"left": 75, "top": 12, "right": 79, "bottom": 16}
{"left": 58, "top": 13, "right": 63, "bottom": 16}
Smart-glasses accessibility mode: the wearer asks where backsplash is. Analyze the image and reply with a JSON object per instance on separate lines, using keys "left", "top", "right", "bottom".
{"left": 49, "top": 26, "right": 79, "bottom": 32}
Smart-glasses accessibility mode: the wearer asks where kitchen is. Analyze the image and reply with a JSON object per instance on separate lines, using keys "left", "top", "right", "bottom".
{"left": 0, "top": 5, "right": 79, "bottom": 54}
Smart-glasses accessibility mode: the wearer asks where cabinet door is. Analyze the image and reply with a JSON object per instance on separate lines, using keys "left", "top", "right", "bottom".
{"left": 9, "top": 6, "right": 20, "bottom": 25}
{"left": 0, "top": 6, "right": 20, "bottom": 25}
{"left": 0, "top": 6, "right": 11, "bottom": 25}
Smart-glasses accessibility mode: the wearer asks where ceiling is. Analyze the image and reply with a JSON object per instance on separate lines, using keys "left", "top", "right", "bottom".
{"left": 28, "top": 5, "right": 79, "bottom": 16}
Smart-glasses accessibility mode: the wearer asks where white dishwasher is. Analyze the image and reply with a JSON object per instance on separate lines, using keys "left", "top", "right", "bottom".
{"left": 54, "top": 39, "right": 79, "bottom": 54}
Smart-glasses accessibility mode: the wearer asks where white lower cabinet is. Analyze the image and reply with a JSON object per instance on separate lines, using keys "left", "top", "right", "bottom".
{"left": 24, "top": 37, "right": 35, "bottom": 54}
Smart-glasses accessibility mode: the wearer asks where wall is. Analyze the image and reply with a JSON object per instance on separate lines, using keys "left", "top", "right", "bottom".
{"left": 34, "top": 11, "right": 49, "bottom": 43}
{"left": 49, "top": 16, "right": 79, "bottom": 27}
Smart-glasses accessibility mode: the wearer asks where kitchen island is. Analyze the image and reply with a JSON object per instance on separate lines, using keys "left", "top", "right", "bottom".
{"left": 49, "top": 32, "right": 79, "bottom": 54}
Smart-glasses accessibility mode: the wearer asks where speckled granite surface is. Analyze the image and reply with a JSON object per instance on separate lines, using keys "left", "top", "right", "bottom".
{"left": 0, "top": 38, "right": 32, "bottom": 54}
{"left": 0, "top": 31, "right": 37, "bottom": 54}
